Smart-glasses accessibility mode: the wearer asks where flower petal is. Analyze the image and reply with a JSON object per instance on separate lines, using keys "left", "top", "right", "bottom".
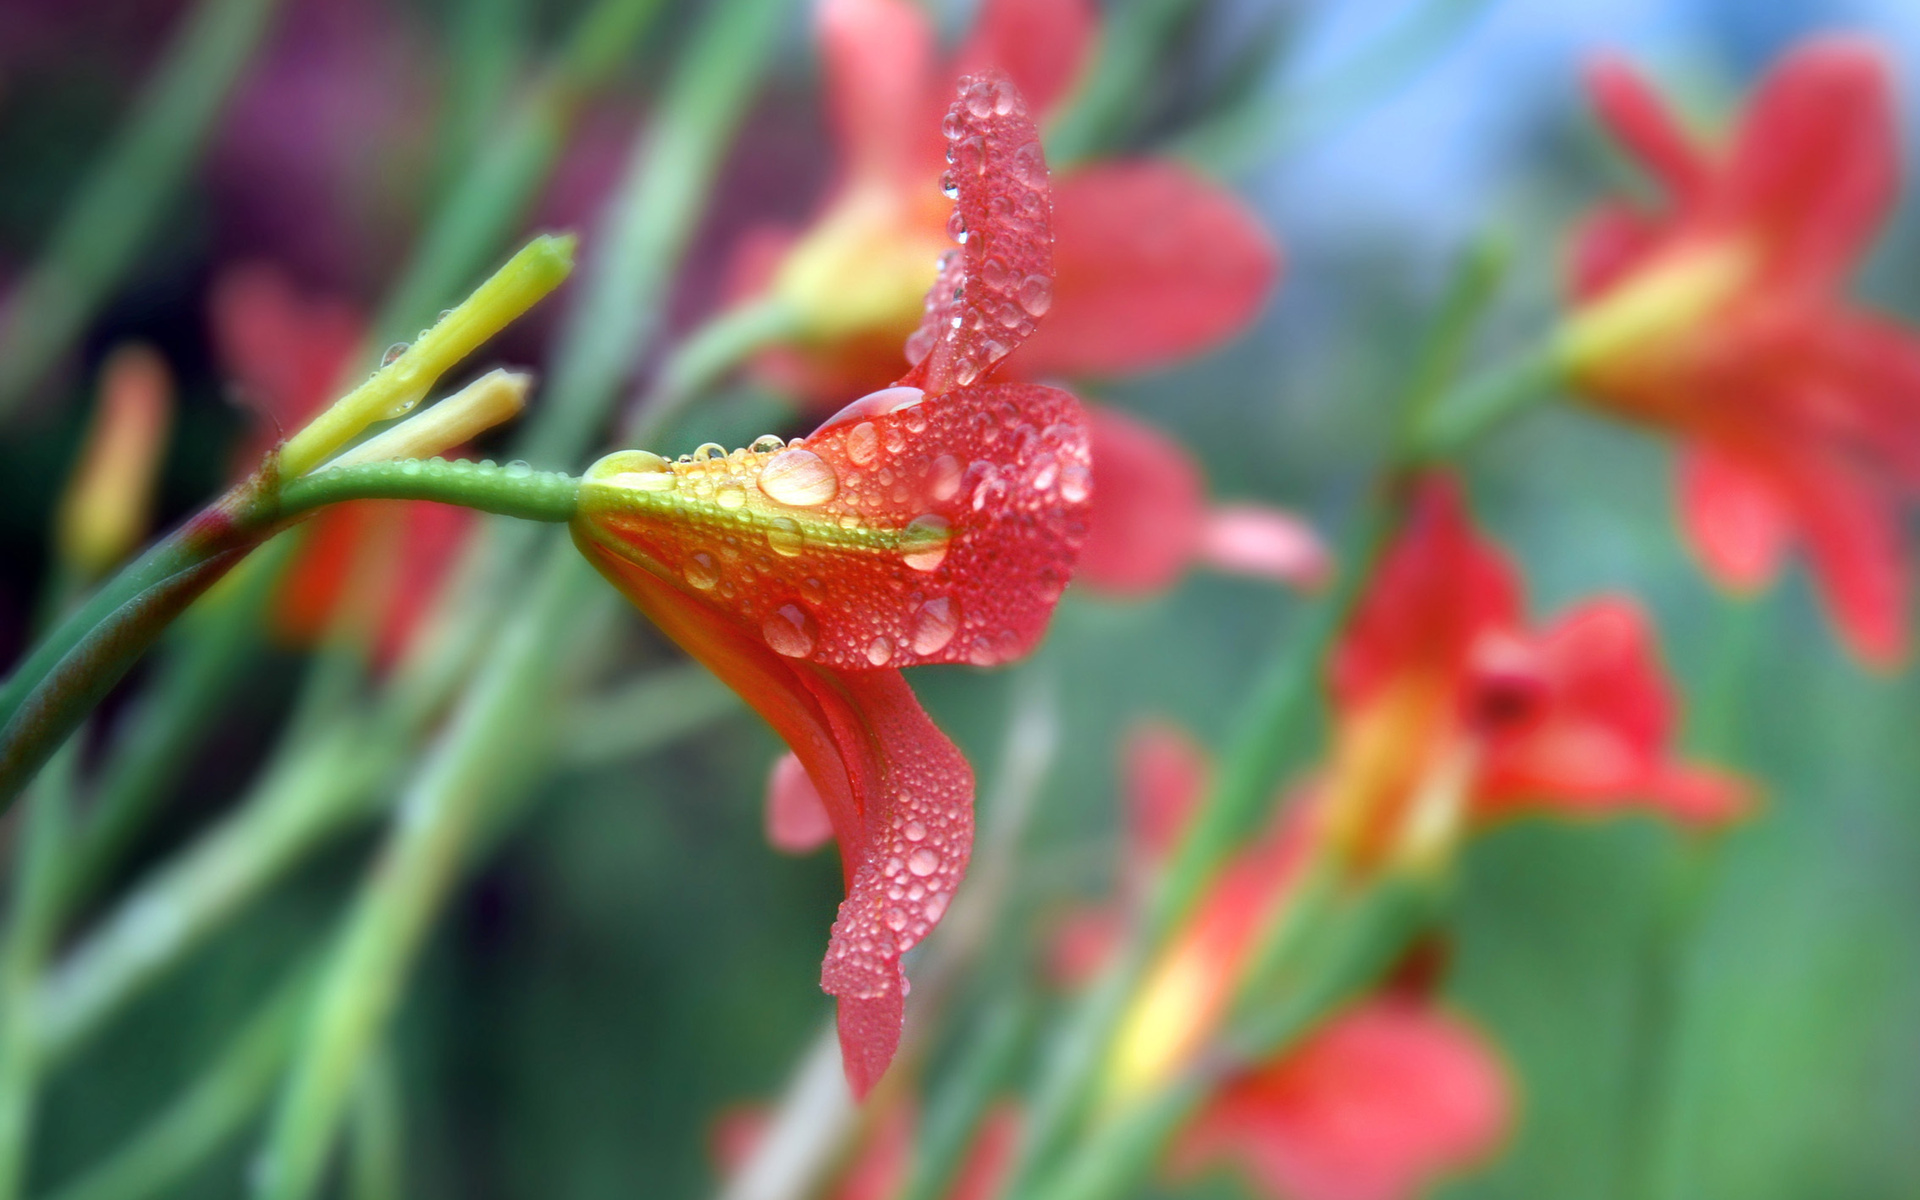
{"left": 1585, "top": 54, "right": 1709, "bottom": 205}
{"left": 767, "top": 751, "right": 835, "bottom": 853}
{"left": 897, "top": 72, "right": 1056, "bottom": 397}
{"left": 570, "top": 537, "right": 973, "bottom": 1097}
{"left": 1173, "top": 998, "right": 1510, "bottom": 1200}
{"left": 577, "top": 379, "right": 1089, "bottom": 671}
{"left": 1332, "top": 477, "right": 1520, "bottom": 708}
{"left": 1764, "top": 440, "right": 1909, "bottom": 667}
{"left": 1567, "top": 200, "right": 1667, "bottom": 302}
{"left": 1720, "top": 37, "right": 1898, "bottom": 290}
{"left": 1198, "top": 504, "right": 1331, "bottom": 589}
{"left": 209, "top": 262, "right": 363, "bottom": 435}
{"left": 1015, "top": 162, "right": 1279, "bottom": 379}
{"left": 818, "top": 0, "right": 940, "bottom": 191}
{"left": 1077, "top": 406, "right": 1205, "bottom": 593}
{"left": 1678, "top": 444, "right": 1791, "bottom": 591}
{"left": 951, "top": 0, "right": 1098, "bottom": 120}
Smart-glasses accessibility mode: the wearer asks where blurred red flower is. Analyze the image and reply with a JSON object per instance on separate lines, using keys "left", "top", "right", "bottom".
{"left": 576, "top": 75, "right": 1090, "bottom": 1098}
{"left": 210, "top": 263, "right": 473, "bottom": 665}
{"left": 1323, "top": 476, "right": 1748, "bottom": 869}
{"left": 1566, "top": 37, "right": 1920, "bottom": 666}
{"left": 714, "top": 1101, "right": 1020, "bottom": 1200}
{"left": 1061, "top": 722, "right": 1509, "bottom": 1200}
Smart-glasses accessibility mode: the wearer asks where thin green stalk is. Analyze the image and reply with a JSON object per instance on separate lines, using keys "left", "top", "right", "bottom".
{"left": 346, "top": 1045, "right": 405, "bottom": 1200}
{"left": 0, "top": 0, "right": 284, "bottom": 416}
{"left": 899, "top": 994, "right": 1035, "bottom": 1200}
{"left": 276, "top": 459, "right": 580, "bottom": 524}
{"left": 618, "top": 296, "right": 802, "bottom": 446}
{"left": 39, "top": 961, "right": 314, "bottom": 1200}
{"left": 254, "top": 542, "right": 592, "bottom": 1200}
{"left": 1403, "top": 344, "right": 1566, "bottom": 463}
{"left": 1041, "top": 0, "right": 1197, "bottom": 168}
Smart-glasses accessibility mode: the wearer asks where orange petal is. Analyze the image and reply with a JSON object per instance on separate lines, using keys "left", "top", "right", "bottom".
{"left": 818, "top": 0, "right": 940, "bottom": 191}
{"left": 576, "top": 379, "right": 1088, "bottom": 671}
{"left": 1015, "top": 161, "right": 1279, "bottom": 379}
{"left": 897, "top": 72, "right": 1056, "bottom": 396}
{"left": 1678, "top": 444, "right": 1790, "bottom": 592}
{"left": 1076, "top": 406, "right": 1206, "bottom": 594}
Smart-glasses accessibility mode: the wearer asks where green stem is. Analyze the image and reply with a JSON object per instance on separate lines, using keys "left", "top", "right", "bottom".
{"left": 899, "top": 994, "right": 1035, "bottom": 1200}
{"left": 618, "top": 296, "right": 802, "bottom": 446}
{"left": 0, "top": 748, "right": 75, "bottom": 1200}
{"left": 40, "top": 961, "right": 313, "bottom": 1200}
{"left": 1041, "top": 0, "right": 1196, "bottom": 168}
{"left": 276, "top": 459, "right": 581, "bottom": 524}
{"left": 1403, "top": 343, "right": 1566, "bottom": 463}
{"left": 346, "top": 1045, "right": 405, "bottom": 1200}
{"left": 0, "top": 0, "right": 284, "bottom": 417}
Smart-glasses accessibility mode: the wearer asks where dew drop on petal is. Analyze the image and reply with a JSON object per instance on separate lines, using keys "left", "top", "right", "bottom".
{"left": 763, "top": 604, "right": 817, "bottom": 658}
{"left": 1017, "top": 275, "right": 1053, "bottom": 317}
{"left": 766, "top": 517, "right": 804, "bottom": 557}
{"left": 886, "top": 908, "right": 910, "bottom": 932}
{"left": 900, "top": 514, "right": 952, "bottom": 572}
{"left": 693, "top": 442, "right": 727, "bottom": 462}
{"left": 1060, "top": 462, "right": 1091, "bottom": 503}
{"left": 866, "top": 636, "right": 893, "bottom": 666}
{"left": 759, "top": 448, "right": 838, "bottom": 507}
{"left": 716, "top": 484, "right": 746, "bottom": 509}
{"left": 940, "top": 171, "right": 959, "bottom": 199}
{"left": 846, "top": 422, "right": 879, "bottom": 465}
{"left": 929, "top": 454, "right": 962, "bottom": 501}
{"left": 911, "top": 597, "right": 959, "bottom": 655}
{"left": 947, "top": 210, "right": 969, "bottom": 244}
{"left": 903, "top": 820, "right": 926, "bottom": 842}
{"left": 907, "top": 848, "right": 941, "bottom": 877}
{"left": 749, "top": 433, "right": 788, "bottom": 454}
{"left": 965, "top": 80, "right": 994, "bottom": 119}
{"left": 902, "top": 406, "right": 928, "bottom": 434}
{"left": 1011, "top": 141, "right": 1047, "bottom": 189}
{"left": 684, "top": 552, "right": 720, "bottom": 590}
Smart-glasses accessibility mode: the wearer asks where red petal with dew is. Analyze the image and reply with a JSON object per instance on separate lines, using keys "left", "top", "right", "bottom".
{"left": 818, "top": 0, "right": 940, "bottom": 191}
{"left": 1478, "top": 599, "right": 1750, "bottom": 827}
{"left": 1585, "top": 54, "right": 1708, "bottom": 205}
{"left": 1678, "top": 445, "right": 1791, "bottom": 591}
{"left": 1173, "top": 997, "right": 1510, "bottom": 1200}
{"left": 1333, "top": 477, "right": 1520, "bottom": 708}
{"left": 897, "top": 72, "right": 1056, "bottom": 397}
{"left": 1077, "top": 406, "right": 1205, "bottom": 593}
{"left": 951, "top": 0, "right": 1097, "bottom": 120}
{"left": 767, "top": 751, "right": 835, "bottom": 853}
{"left": 1719, "top": 37, "right": 1897, "bottom": 290}
{"left": 1015, "top": 161, "right": 1279, "bottom": 379}
{"left": 571, "top": 537, "right": 973, "bottom": 1097}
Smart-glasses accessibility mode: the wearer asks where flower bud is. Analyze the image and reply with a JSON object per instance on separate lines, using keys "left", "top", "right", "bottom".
{"left": 56, "top": 345, "right": 173, "bottom": 578}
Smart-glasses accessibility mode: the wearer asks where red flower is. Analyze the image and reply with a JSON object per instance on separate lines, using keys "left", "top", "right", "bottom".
{"left": 736, "top": 0, "right": 1279, "bottom": 400}
{"left": 1565, "top": 38, "right": 1920, "bottom": 666}
{"left": 1063, "top": 722, "right": 1510, "bottom": 1200}
{"left": 573, "top": 75, "right": 1090, "bottom": 1097}
{"left": 1323, "top": 476, "right": 1748, "bottom": 869}
{"left": 209, "top": 263, "right": 474, "bottom": 664}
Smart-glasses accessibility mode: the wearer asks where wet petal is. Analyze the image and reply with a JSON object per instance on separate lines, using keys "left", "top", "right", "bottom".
{"left": 767, "top": 751, "right": 835, "bottom": 853}
{"left": 896, "top": 72, "right": 1055, "bottom": 397}
{"left": 1015, "top": 162, "right": 1279, "bottom": 379}
{"left": 1332, "top": 477, "right": 1520, "bottom": 709}
{"left": 569, "top": 542, "right": 973, "bottom": 1097}
{"left": 818, "top": 0, "right": 940, "bottom": 191}
{"left": 1719, "top": 37, "right": 1897, "bottom": 290}
{"left": 1198, "top": 505, "right": 1331, "bottom": 589}
{"left": 1077, "top": 406, "right": 1206, "bottom": 593}
{"left": 951, "top": 0, "right": 1097, "bottom": 120}
{"left": 576, "top": 380, "right": 1089, "bottom": 671}
{"left": 1585, "top": 54, "right": 1709, "bottom": 205}
{"left": 1172, "top": 998, "right": 1510, "bottom": 1200}
{"left": 1678, "top": 445, "right": 1791, "bottom": 591}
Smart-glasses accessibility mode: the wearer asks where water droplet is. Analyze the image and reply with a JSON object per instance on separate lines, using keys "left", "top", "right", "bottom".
{"left": 968, "top": 635, "right": 1000, "bottom": 666}
{"left": 940, "top": 171, "right": 959, "bottom": 199}
{"left": 902, "top": 406, "right": 928, "bottom": 433}
{"left": 1011, "top": 141, "right": 1047, "bottom": 189}
{"left": 905, "top": 327, "right": 936, "bottom": 365}
{"left": 503, "top": 459, "right": 532, "bottom": 478}
{"left": 846, "top": 422, "right": 879, "bottom": 465}
{"left": 1018, "top": 275, "right": 1053, "bottom": 317}
{"left": 766, "top": 517, "right": 804, "bottom": 557}
{"left": 886, "top": 908, "right": 910, "bottom": 932}
{"left": 1030, "top": 454, "right": 1059, "bottom": 491}
{"left": 991, "top": 78, "right": 1018, "bottom": 114}
{"left": 1060, "top": 462, "right": 1091, "bottom": 503}
{"left": 954, "top": 135, "right": 985, "bottom": 177}
{"left": 759, "top": 448, "right": 839, "bottom": 507}
{"left": 929, "top": 454, "right": 962, "bottom": 501}
{"left": 884, "top": 424, "right": 908, "bottom": 454}
{"left": 947, "top": 210, "right": 969, "bottom": 244}
{"left": 866, "top": 636, "right": 893, "bottom": 666}
{"left": 763, "top": 604, "right": 816, "bottom": 658}
{"left": 911, "top": 597, "right": 959, "bottom": 655}
{"left": 801, "top": 577, "right": 826, "bottom": 604}
{"left": 598, "top": 450, "right": 677, "bottom": 492}
{"left": 907, "top": 848, "right": 941, "bottom": 877}
{"left": 692, "top": 442, "right": 727, "bottom": 462}
{"left": 903, "top": 820, "right": 927, "bottom": 842}
{"left": 954, "top": 355, "right": 982, "bottom": 387}
{"left": 437, "top": 308, "right": 453, "bottom": 322}
{"left": 965, "top": 81, "right": 994, "bottom": 119}
{"left": 684, "top": 553, "right": 720, "bottom": 590}
{"left": 900, "top": 514, "right": 952, "bottom": 571}
{"left": 981, "top": 257, "right": 1010, "bottom": 290}
{"left": 399, "top": 460, "right": 423, "bottom": 477}
{"left": 381, "top": 342, "right": 409, "bottom": 366}
{"left": 749, "top": 433, "right": 787, "bottom": 454}
{"left": 716, "top": 484, "right": 746, "bottom": 509}
{"left": 942, "top": 109, "right": 966, "bottom": 140}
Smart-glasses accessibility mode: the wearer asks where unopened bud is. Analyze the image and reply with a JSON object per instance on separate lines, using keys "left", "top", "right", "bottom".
{"left": 323, "top": 369, "right": 530, "bottom": 469}
{"left": 56, "top": 345, "right": 173, "bottom": 577}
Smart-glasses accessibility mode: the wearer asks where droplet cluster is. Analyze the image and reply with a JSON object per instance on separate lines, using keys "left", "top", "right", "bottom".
{"left": 900, "top": 71, "right": 1055, "bottom": 398}
{"left": 575, "top": 377, "right": 1092, "bottom": 672}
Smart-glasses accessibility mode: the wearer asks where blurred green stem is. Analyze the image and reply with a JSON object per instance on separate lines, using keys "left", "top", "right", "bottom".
{"left": 0, "top": 0, "right": 284, "bottom": 417}
{"left": 619, "top": 296, "right": 802, "bottom": 446}
{"left": 346, "top": 1045, "right": 405, "bottom": 1200}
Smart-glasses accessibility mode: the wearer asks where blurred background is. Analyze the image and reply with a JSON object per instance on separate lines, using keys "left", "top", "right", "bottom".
{"left": 2, "top": 1, "right": 1918, "bottom": 1197}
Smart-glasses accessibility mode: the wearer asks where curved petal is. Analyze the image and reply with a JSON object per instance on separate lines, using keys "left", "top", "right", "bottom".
{"left": 1720, "top": 37, "right": 1898, "bottom": 290}
{"left": 1198, "top": 504, "right": 1330, "bottom": 589}
{"left": 1173, "top": 998, "right": 1510, "bottom": 1200}
{"left": 1015, "top": 161, "right": 1279, "bottom": 379}
{"left": 1677, "top": 444, "right": 1791, "bottom": 591}
{"left": 1077, "top": 406, "right": 1205, "bottom": 594}
{"left": 951, "top": 0, "right": 1098, "bottom": 120}
{"left": 818, "top": 0, "right": 940, "bottom": 190}
{"left": 1767, "top": 441, "right": 1909, "bottom": 667}
{"left": 577, "top": 378, "right": 1089, "bottom": 672}
{"left": 898, "top": 71, "right": 1056, "bottom": 396}
{"left": 1585, "top": 54, "right": 1708, "bottom": 205}
{"left": 571, "top": 535, "right": 973, "bottom": 1097}
{"left": 1332, "top": 477, "right": 1520, "bottom": 708}
{"left": 767, "top": 751, "right": 835, "bottom": 853}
